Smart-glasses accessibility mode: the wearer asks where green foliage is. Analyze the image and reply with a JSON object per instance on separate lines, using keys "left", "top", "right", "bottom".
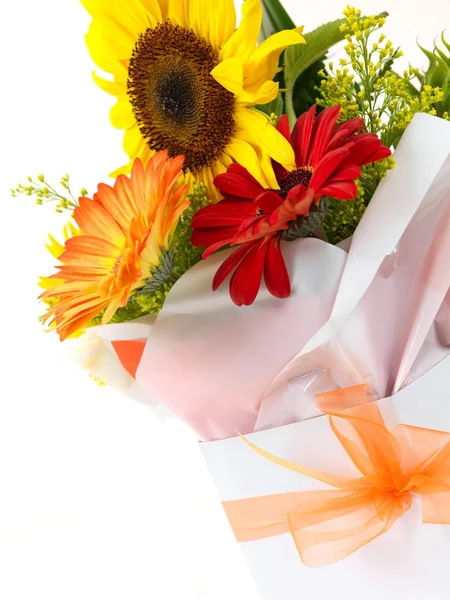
{"left": 259, "top": 0, "right": 295, "bottom": 42}
{"left": 322, "top": 196, "right": 366, "bottom": 245}
{"left": 416, "top": 33, "right": 450, "bottom": 116}
{"left": 292, "top": 57, "right": 326, "bottom": 117}
{"left": 11, "top": 174, "right": 87, "bottom": 212}
{"left": 284, "top": 18, "right": 348, "bottom": 125}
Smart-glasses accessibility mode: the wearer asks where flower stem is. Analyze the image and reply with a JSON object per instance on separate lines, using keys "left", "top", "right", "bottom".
{"left": 285, "top": 92, "right": 297, "bottom": 128}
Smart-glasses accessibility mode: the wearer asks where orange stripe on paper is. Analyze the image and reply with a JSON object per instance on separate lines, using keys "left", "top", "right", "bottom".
{"left": 111, "top": 340, "right": 146, "bottom": 379}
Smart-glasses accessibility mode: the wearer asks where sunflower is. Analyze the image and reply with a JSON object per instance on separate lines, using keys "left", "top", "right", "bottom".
{"left": 81, "top": 0, "right": 305, "bottom": 200}
{"left": 41, "top": 151, "right": 189, "bottom": 340}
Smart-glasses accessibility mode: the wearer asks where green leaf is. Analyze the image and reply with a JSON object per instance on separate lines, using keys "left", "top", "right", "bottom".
{"left": 441, "top": 31, "right": 450, "bottom": 54}
{"left": 284, "top": 18, "right": 347, "bottom": 125}
{"left": 260, "top": 0, "right": 296, "bottom": 42}
{"left": 418, "top": 42, "right": 438, "bottom": 85}
{"left": 435, "top": 47, "right": 450, "bottom": 65}
{"left": 429, "top": 55, "right": 450, "bottom": 89}
{"left": 292, "top": 57, "right": 326, "bottom": 116}
{"left": 255, "top": 93, "right": 284, "bottom": 117}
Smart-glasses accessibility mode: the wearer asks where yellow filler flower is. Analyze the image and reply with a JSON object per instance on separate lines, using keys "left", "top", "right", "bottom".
{"left": 81, "top": 0, "right": 305, "bottom": 200}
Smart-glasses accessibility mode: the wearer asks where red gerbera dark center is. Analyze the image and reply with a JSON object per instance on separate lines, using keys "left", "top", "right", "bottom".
{"left": 277, "top": 166, "right": 314, "bottom": 198}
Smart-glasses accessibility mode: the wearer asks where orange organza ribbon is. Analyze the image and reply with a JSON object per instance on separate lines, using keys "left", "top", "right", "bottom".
{"left": 223, "top": 385, "right": 450, "bottom": 567}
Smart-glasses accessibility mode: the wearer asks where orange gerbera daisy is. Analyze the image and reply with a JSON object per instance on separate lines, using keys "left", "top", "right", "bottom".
{"left": 41, "top": 151, "right": 189, "bottom": 340}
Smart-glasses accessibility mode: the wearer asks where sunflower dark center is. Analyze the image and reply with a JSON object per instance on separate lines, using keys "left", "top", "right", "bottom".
{"left": 277, "top": 166, "right": 314, "bottom": 199}
{"left": 127, "top": 21, "right": 235, "bottom": 173}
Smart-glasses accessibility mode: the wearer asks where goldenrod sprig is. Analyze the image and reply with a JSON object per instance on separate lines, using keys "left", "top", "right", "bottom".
{"left": 315, "top": 6, "right": 445, "bottom": 242}
{"left": 11, "top": 174, "right": 88, "bottom": 212}
{"left": 318, "top": 7, "right": 444, "bottom": 147}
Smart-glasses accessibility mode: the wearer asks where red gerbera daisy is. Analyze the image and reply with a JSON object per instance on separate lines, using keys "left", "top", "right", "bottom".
{"left": 273, "top": 104, "right": 391, "bottom": 201}
{"left": 191, "top": 104, "right": 391, "bottom": 306}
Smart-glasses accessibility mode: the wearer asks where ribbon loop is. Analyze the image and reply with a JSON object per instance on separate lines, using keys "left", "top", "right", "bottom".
{"left": 223, "top": 385, "right": 450, "bottom": 566}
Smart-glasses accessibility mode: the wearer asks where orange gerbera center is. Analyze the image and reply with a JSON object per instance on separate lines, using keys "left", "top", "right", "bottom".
{"left": 98, "top": 241, "right": 143, "bottom": 300}
{"left": 127, "top": 21, "right": 235, "bottom": 173}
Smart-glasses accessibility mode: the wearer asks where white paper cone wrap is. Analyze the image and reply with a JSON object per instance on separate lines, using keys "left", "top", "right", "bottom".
{"left": 66, "top": 114, "right": 450, "bottom": 441}
{"left": 200, "top": 355, "right": 450, "bottom": 600}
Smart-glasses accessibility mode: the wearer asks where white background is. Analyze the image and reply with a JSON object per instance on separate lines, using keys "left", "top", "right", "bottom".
{"left": 1, "top": 1, "right": 449, "bottom": 598}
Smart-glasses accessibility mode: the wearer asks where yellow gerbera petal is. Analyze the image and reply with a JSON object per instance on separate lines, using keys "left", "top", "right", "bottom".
{"left": 235, "top": 107, "right": 296, "bottom": 172}
{"left": 243, "top": 28, "right": 306, "bottom": 93}
{"left": 219, "top": 0, "right": 262, "bottom": 63}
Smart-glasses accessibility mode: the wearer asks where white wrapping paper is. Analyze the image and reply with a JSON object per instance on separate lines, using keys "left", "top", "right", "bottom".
{"left": 200, "top": 354, "right": 450, "bottom": 600}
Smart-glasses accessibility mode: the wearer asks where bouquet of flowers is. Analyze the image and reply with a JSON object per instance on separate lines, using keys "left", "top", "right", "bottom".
{"left": 14, "top": 1, "right": 450, "bottom": 598}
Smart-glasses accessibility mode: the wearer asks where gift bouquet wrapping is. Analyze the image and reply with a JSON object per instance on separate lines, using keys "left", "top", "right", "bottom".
{"left": 14, "top": 0, "right": 450, "bottom": 598}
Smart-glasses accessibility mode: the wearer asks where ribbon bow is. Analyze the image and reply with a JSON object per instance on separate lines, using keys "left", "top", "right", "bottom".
{"left": 223, "top": 385, "right": 450, "bottom": 567}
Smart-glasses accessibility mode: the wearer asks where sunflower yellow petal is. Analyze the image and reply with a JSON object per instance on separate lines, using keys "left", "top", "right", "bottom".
{"left": 243, "top": 28, "right": 305, "bottom": 91}
{"left": 235, "top": 106, "right": 296, "bottom": 172}
{"left": 188, "top": 0, "right": 236, "bottom": 51}
{"left": 80, "top": 0, "right": 156, "bottom": 38}
{"left": 110, "top": 161, "right": 135, "bottom": 178}
{"left": 187, "top": 163, "right": 223, "bottom": 204}
{"left": 164, "top": 0, "right": 190, "bottom": 27}
{"left": 212, "top": 61, "right": 280, "bottom": 105}
{"left": 110, "top": 99, "right": 136, "bottom": 130}
{"left": 92, "top": 72, "right": 127, "bottom": 97}
{"left": 85, "top": 21, "right": 127, "bottom": 73}
{"left": 219, "top": 154, "right": 233, "bottom": 169}
{"left": 139, "top": 0, "right": 164, "bottom": 23}
{"left": 110, "top": 140, "right": 154, "bottom": 178}
{"left": 224, "top": 138, "right": 271, "bottom": 186}
{"left": 239, "top": 80, "right": 280, "bottom": 105}
{"left": 219, "top": 0, "right": 262, "bottom": 63}
{"left": 258, "top": 148, "right": 279, "bottom": 189}
{"left": 123, "top": 125, "right": 144, "bottom": 158}
{"left": 211, "top": 58, "right": 243, "bottom": 96}
{"left": 201, "top": 165, "right": 220, "bottom": 203}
